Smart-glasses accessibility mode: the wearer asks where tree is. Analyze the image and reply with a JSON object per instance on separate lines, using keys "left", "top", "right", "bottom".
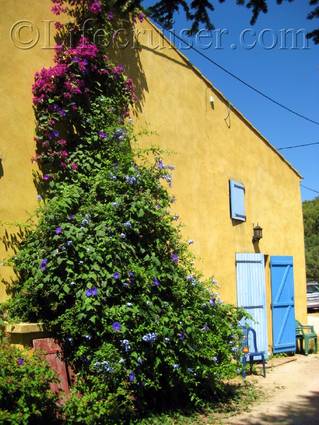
{"left": 115, "top": 0, "right": 319, "bottom": 42}
{"left": 303, "top": 197, "right": 319, "bottom": 281}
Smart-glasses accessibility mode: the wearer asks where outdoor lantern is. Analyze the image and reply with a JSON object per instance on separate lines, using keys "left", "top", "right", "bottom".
{"left": 242, "top": 346, "right": 249, "bottom": 354}
{"left": 253, "top": 224, "right": 263, "bottom": 243}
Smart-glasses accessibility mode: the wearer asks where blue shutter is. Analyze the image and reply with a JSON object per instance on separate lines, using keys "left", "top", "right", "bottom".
{"left": 236, "top": 253, "right": 268, "bottom": 358}
{"left": 270, "top": 256, "right": 296, "bottom": 353}
{"left": 229, "top": 180, "right": 246, "bottom": 221}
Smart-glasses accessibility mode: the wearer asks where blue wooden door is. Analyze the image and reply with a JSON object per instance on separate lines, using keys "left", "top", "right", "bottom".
{"left": 236, "top": 253, "right": 268, "bottom": 357}
{"left": 270, "top": 256, "right": 296, "bottom": 353}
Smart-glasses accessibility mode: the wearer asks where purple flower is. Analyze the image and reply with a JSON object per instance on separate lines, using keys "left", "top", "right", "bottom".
{"left": 86, "top": 287, "right": 98, "bottom": 297}
{"left": 114, "top": 128, "right": 126, "bottom": 140}
{"left": 36, "top": 195, "right": 43, "bottom": 201}
{"left": 113, "top": 272, "right": 120, "bottom": 280}
{"left": 188, "top": 240, "right": 194, "bottom": 245}
{"left": 107, "top": 11, "right": 114, "bottom": 20}
{"left": 121, "top": 339, "right": 131, "bottom": 352}
{"left": 40, "top": 258, "right": 48, "bottom": 271}
{"left": 153, "top": 277, "right": 160, "bottom": 287}
{"left": 201, "top": 323, "right": 210, "bottom": 332}
{"left": 171, "top": 253, "right": 179, "bottom": 264}
{"left": 98, "top": 131, "right": 107, "bottom": 139}
{"left": 42, "top": 174, "right": 51, "bottom": 182}
{"left": 17, "top": 357, "right": 24, "bottom": 366}
{"left": 128, "top": 272, "right": 135, "bottom": 284}
{"left": 128, "top": 371, "right": 135, "bottom": 382}
{"left": 177, "top": 332, "right": 185, "bottom": 341}
{"left": 55, "top": 226, "right": 62, "bottom": 235}
{"left": 50, "top": 130, "right": 60, "bottom": 139}
{"left": 157, "top": 159, "right": 165, "bottom": 170}
{"left": 209, "top": 298, "right": 216, "bottom": 306}
{"left": 123, "top": 221, "right": 132, "bottom": 229}
{"left": 58, "top": 109, "right": 66, "bottom": 117}
{"left": 162, "top": 174, "right": 172, "bottom": 187}
{"left": 142, "top": 332, "right": 157, "bottom": 343}
{"left": 125, "top": 175, "right": 137, "bottom": 185}
{"left": 112, "top": 322, "right": 121, "bottom": 332}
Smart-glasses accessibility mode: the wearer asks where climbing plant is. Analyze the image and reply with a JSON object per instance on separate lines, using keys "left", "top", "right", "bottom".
{"left": 6, "top": 1, "right": 245, "bottom": 422}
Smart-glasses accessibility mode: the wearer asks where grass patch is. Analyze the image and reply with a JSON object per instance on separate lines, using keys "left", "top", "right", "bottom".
{"left": 134, "top": 381, "right": 263, "bottom": 425}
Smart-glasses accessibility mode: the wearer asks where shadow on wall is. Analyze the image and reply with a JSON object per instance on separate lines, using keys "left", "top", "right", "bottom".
{"left": 107, "top": 19, "right": 149, "bottom": 114}
{"left": 234, "top": 390, "right": 319, "bottom": 425}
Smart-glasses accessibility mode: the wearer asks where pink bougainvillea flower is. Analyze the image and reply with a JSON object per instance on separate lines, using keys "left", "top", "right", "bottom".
{"left": 57, "top": 139, "right": 67, "bottom": 147}
{"left": 51, "top": 4, "right": 65, "bottom": 15}
{"left": 138, "top": 12, "right": 145, "bottom": 23}
{"left": 113, "top": 64, "right": 124, "bottom": 75}
{"left": 71, "top": 162, "right": 78, "bottom": 171}
{"left": 55, "top": 22, "right": 64, "bottom": 30}
{"left": 60, "top": 150, "right": 69, "bottom": 159}
{"left": 89, "top": 0, "right": 102, "bottom": 14}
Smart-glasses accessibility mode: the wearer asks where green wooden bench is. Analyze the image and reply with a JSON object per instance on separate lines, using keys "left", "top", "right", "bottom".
{"left": 296, "top": 320, "right": 318, "bottom": 355}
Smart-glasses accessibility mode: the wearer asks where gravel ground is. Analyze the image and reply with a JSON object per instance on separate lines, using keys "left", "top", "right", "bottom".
{"left": 225, "top": 315, "right": 319, "bottom": 425}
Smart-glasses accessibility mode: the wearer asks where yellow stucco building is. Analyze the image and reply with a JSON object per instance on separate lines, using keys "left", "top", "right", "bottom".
{"left": 0, "top": 0, "right": 307, "bottom": 354}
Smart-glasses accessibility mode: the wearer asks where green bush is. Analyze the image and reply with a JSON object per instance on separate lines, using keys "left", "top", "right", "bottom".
{"left": 6, "top": 0, "right": 247, "bottom": 422}
{"left": 0, "top": 344, "right": 60, "bottom": 425}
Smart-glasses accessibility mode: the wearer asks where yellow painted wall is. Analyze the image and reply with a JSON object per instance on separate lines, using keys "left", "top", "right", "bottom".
{"left": 0, "top": 3, "right": 307, "bottom": 348}
{"left": 124, "top": 20, "right": 308, "bottom": 333}
{"left": 0, "top": 0, "right": 56, "bottom": 299}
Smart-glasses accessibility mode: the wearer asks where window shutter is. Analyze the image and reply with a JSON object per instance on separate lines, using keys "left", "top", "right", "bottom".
{"left": 229, "top": 179, "right": 246, "bottom": 221}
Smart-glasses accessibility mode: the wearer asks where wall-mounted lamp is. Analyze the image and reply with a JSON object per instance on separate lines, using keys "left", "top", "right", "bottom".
{"left": 252, "top": 224, "right": 263, "bottom": 243}
{"left": 209, "top": 95, "right": 215, "bottom": 108}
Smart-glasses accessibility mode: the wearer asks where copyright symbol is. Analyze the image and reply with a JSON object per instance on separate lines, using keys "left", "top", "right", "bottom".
{"left": 10, "top": 20, "right": 40, "bottom": 50}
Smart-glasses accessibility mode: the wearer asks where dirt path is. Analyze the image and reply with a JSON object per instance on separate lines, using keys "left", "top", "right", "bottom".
{"left": 226, "top": 354, "right": 319, "bottom": 425}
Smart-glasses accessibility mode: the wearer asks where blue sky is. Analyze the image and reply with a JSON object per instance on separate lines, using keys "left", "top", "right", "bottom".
{"left": 143, "top": 0, "right": 319, "bottom": 201}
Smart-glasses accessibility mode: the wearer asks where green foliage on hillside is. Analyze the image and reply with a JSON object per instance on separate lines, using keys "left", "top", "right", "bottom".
{"left": 303, "top": 197, "right": 319, "bottom": 281}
